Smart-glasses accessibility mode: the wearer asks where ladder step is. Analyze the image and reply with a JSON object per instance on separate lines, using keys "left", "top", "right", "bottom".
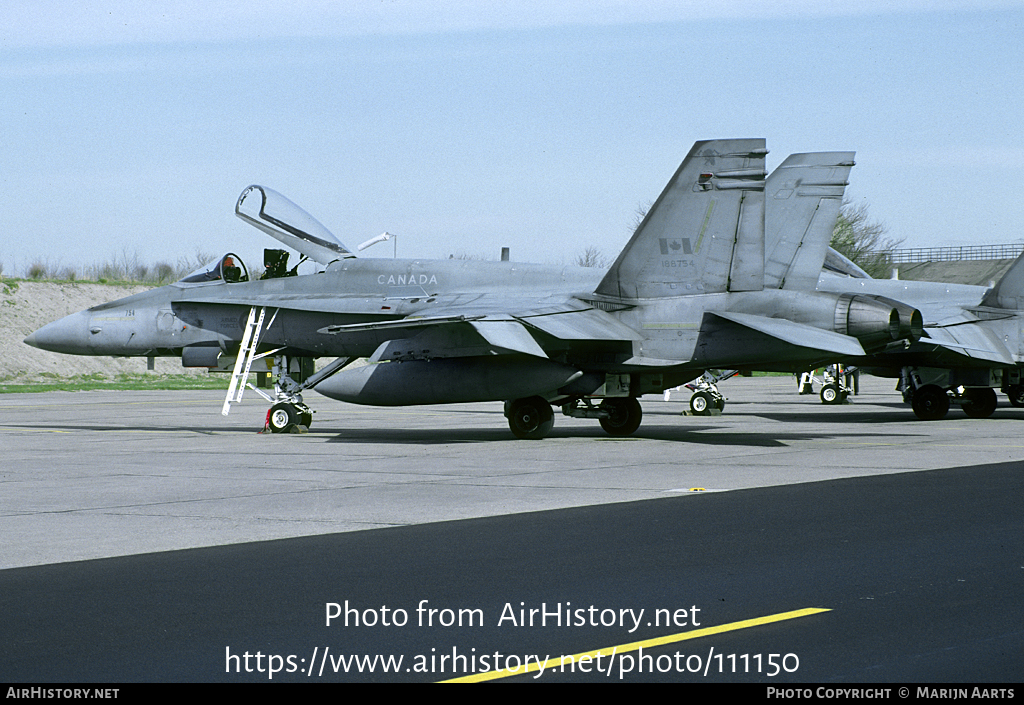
{"left": 222, "top": 307, "right": 267, "bottom": 416}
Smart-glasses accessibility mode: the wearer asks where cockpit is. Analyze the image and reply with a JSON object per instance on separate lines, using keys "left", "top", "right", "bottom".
{"left": 177, "top": 186, "right": 356, "bottom": 287}
{"left": 178, "top": 253, "right": 250, "bottom": 285}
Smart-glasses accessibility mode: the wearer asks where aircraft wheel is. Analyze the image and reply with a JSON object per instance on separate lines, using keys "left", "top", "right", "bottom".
{"left": 911, "top": 384, "right": 949, "bottom": 421}
{"left": 962, "top": 387, "right": 997, "bottom": 418}
{"left": 506, "top": 397, "right": 554, "bottom": 440}
{"left": 268, "top": 403, "right": 301, "bottom": 433}
{"left": 599, "top": 398, "right": 642, "bottom": 437}
{"left": 820, "top": 384, "right": 840, "bottom": 404}
{"left": 690, "top": 391, "right": 712, "bottom": 415}
{"left": 1006, "top": 385, "right": 1024, "bottom": 407}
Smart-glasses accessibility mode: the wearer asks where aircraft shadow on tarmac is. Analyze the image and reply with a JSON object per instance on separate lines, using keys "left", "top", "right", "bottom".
{"left": 650, "top": 402, "right": 1024, "bottom": 424}
{"left": 5, "top": 416, "right": 933, "bottom": 446}
{"left": 316, "top": 423, "right": 922, "bottom": 447}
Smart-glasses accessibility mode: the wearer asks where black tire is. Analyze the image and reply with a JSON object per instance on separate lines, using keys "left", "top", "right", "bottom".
{"left": 1006, "top": 385, "right": 1024, "bottom": 408}
{"left": 599, "top": 398, "right": 643, "bottom": 437}
{"left": 268, "top": 403, "right": 300, "bottom": 433}
{"left": 962, "top": 387, "right": 997, "bottom": 418}
{"left": 911, "top": 384, "right": 950, "bottom": 420}
{"left": 820, "top": 384, "right": 840, "bottom": 404}
{"left": 690, "top": 391, "right": 712, "bottom": 415}
{"left": 506, "top": 397, "right": 554, "bottom": 440}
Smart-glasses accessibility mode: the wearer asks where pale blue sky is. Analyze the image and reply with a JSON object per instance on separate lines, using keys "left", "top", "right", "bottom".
{"left": 2, "top": 1, "right": 1023, "bottom": 276}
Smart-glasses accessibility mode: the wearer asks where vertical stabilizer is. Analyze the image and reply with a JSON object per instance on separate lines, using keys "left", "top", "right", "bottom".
{"left": 981, "top": 250, "right": 1024, "bottom": 309}
{"left": 595, "top": 139, "right": 767, "bottom": 300}
{"left": 764, "top": 152, "right": 855, "bottom": 290}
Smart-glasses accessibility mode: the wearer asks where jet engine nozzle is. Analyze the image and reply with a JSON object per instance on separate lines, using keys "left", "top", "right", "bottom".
{"left": 834, "top": 293, "right": 921, "bottom": 351}
{"left": 856, "top": 295, "right": 924, "bottom": 343}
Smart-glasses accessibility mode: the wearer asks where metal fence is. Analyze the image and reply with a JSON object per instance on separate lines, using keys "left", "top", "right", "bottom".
{"left": 884, "top": 244, "right": 1024, "bottom": 264}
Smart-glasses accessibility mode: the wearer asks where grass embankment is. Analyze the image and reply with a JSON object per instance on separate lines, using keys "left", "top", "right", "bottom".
{"left": 0, "top": 373, "right": 231, "bottom": 394}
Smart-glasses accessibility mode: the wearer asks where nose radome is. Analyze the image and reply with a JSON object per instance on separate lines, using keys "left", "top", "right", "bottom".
{"left": 22, "top": 311, "right": 95, "bottom": 355}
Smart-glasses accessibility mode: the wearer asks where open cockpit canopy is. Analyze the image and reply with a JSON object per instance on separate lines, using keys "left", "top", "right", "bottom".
{"left": 235, "top": 185, "right": 354, "bottom": 265}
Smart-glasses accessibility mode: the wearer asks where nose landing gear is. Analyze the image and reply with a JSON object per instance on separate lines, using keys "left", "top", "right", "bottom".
{"left": 266, "top": 401, "right": 314, "bottom": 434}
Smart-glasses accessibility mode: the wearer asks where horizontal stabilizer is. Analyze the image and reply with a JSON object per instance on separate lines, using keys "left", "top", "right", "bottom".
{"left": 823, "top": 247, "right": 871, "bottom": 278}
{"left": 711, "top": 311, "right": 866, "bottom": 357}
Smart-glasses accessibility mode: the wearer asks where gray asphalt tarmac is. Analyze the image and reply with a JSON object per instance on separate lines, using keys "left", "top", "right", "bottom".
{"left": 1, "top": 376, "right": 1022, "bottom": 682}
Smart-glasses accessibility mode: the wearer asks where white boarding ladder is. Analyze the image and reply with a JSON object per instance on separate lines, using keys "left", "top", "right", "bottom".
{"left": 222, "top": 306, "right": 278, "bottom": 416}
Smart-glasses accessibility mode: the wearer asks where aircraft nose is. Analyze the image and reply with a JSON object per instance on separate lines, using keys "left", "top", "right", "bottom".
{"left": 23, "top": 311, "right": 96, "bottom": 355}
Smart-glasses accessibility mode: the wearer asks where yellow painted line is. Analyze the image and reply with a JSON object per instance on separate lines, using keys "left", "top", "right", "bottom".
{"left": 439, "top": 606, "right": 829, "bottom": 683}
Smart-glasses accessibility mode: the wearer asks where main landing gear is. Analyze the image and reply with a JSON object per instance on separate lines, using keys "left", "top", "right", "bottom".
{"left": 900, "top": 367, "right": 999, "bottom": 421}
{"left": 908, "top": 384, "right": 949, "bottom": 421}
{"left": 505, "top": 397, "right": 555, "bottom": 440}
{"left": 504, "top": 396, "right": 643, "bottom": 439}
{"left": 1002, "top": 384, "right": 1024, "bottom": 408}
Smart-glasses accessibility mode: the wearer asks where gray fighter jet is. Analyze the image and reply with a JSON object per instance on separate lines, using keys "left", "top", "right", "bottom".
{"left": 757, "top": 155, "right": 1024, "bottom": 421}
{"left": 24, "top": 139, "right": 923, "bottom": 438}
{"left": 815, "top": 252, "right": 1024, "bottom": 420}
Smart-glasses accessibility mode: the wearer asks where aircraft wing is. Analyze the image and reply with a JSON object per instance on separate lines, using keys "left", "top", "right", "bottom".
{"left": 318, "top": 303, "right": 641, "bottom": 360}
{"left": 515, "top": 306, "right": 642, "bottom": 341}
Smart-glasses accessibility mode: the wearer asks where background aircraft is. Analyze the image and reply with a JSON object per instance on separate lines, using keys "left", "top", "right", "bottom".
{"left": 753, "top": 153, "right": 1024, "bottom": 421}
{"left": 24, "top": 139, "right": 923, "bottom": 438}
{"left": 815, "top": 256, "right": 1024, "bottom": 420}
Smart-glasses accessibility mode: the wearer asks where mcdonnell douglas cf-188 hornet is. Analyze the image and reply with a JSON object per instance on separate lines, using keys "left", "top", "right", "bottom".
{"left": 815, "top": 247, "right": 1024, "bottom": 420}
{"left": 756, "top": 153, "right": 1024, "bottom": 421}
{"left": 24, "top": 139, "right": 924, "bottom": 438}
